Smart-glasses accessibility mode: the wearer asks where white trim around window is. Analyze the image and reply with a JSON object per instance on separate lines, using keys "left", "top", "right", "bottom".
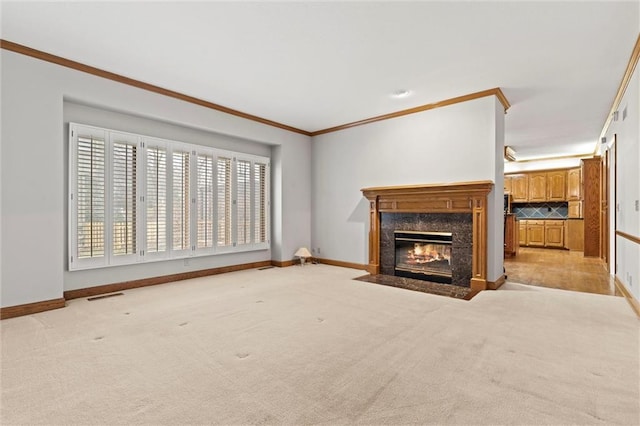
{"left": 69, "top": 123, "right": 270, "bottom": 271}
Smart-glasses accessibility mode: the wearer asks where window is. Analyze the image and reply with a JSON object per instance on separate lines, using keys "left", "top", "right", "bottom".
{"left": 197, "top": 153, "right": 214, "bottom": 250}
{"left": 172, "top": 149, "right": 191, "bottom": 253}
{"left": 146, "top": 143, "right": 167, "bottom": 257}
{"left": 236, "top": 159, "right": 251, "bottom": 245}
{"left": 74, "top": 129, "right": 106, "bottom": 266}
{"left": 217, "top": 157, "right": 232, "bottom": 247}
{"left": 110, "top": 133, "right": 139, "bottom": 265}
{"left": 254, "top": 162, "right": 268, "bottom": 244}
{"left": 69, "top": 123, "right": 270, "bottom": 270}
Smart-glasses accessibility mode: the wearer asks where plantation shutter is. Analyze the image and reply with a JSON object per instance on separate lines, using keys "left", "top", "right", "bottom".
{"left": 146, "top": 145, "right": 167, "bottom": 254}
{"left": 172, "top": 150, "right": 191, "bottom": 251}
{"left": 112, "top": 139, "right": 137, "bottom": 256}
{"left": 76, "top": 134, "right": 106, "bottom": 259}
{"left": 217, "top": 157, "right": 232, "bottom": 246}
{"left": 70, "top": 122, "right": 270, "bottom": 270}
{"left": 236, "top": 159, "right": 251, "bottom": 245}
{"left": 253, "top": 163, "right": 267, "bottom": 243}
{"left": 197, "top": 153, "right": 214, "bottom": 249}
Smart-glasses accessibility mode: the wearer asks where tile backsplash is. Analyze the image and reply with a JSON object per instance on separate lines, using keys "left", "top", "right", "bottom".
{"left": 512, "top": 202, "right": 568, "bottom": 219}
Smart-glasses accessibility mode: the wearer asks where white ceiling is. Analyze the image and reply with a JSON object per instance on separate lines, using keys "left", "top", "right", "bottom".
{"left": 1, "top": 1, "right": 638, "bottom": 160}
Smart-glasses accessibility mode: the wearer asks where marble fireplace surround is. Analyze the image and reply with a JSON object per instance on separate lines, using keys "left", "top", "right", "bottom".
{"left": 361, "top": 181, "right": 494, "bottom": 291}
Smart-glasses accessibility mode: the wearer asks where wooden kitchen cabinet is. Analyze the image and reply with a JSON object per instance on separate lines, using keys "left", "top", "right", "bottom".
{"left": 568, "top": 200, "right": 582, "bottom": 218}
{"left": 544, "top": 220, "right": 565, "bottom": 248}
{"left": 518, "top": 219, "right": 566, "bottom": 248}
{"left": 546, "top": 170, "right": 566, "bottom": 201}
{"left": 504, "top": 214, "right": 519, "bottom": 257}
{"left": 504, "top": 176, "right": 512, "bottom": 194}
{"left": 519, "top": 220, "right": 527, "bottom": 246}
{"left": 567, "top": 219, "right": 584, "bottom": 251}
{"left": 567, "top": 168, "right": 581, "bottom": 201}
{"left": 511, "top": 174, "right": 529, "bottom": 202}
{"left": 506, "top": 168, "right": 578, "bottom": 202}
{"left": 528, "top": 173, "right": 547, "bottom": 202}
{"left": 526, "top": 220, "right": 545, "bottom": 247}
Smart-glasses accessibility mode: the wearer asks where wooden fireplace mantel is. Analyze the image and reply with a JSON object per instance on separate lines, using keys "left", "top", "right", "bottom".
{"left": 361, "top": 181, "right": 494, "bottom": 291}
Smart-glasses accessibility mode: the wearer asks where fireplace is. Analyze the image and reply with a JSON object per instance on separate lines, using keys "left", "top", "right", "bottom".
{"left": 361, "top": 181, "right": 497, "bottom": 291}
{"left": 394, "top": 231, "right": 453, "bottom": 283}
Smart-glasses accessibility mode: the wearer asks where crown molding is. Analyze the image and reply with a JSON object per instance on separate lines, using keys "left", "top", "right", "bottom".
{"left": 1, "top": 39, "right": 511, "bottom": 140}
{"left": 0, "top": 39, "right": 311, "bottom": 136}
{"left": 310, "top": 88, "right": 510, "bottom": 136}
{"left": 596, "top": 33, "right": 640, "bottom": 154}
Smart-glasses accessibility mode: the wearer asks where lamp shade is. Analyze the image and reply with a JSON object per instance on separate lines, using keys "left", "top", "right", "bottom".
{"left": 294, "top": 247, "right": 312, "bottom": 258}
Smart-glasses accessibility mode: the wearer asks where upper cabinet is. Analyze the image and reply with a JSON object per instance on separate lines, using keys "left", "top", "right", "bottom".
{"left": 546, "top": 170, "right": 566, "bottom": 201}
{"left": 528, "top": 172, "right": 547, "bottom": 202}
{"left": 566, "top": 168, "right": 581, "bottom": 200}
{"left": 504, "top": 176, "right": 512, "bottom": 194}
{"left": 510, "top": 174, "right": 529, "bottom": 202}
{"left": 505, "top": 169, "right": 571, "bottom": 202}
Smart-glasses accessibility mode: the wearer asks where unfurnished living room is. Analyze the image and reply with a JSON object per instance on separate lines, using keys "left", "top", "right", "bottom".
{"left": 1, "top": 2, "right": 639, "bottom": 425}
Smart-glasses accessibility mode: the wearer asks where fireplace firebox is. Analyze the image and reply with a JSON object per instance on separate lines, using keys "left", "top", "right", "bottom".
{"left": 394, "top": 231, "right": 453, "bottom": 284}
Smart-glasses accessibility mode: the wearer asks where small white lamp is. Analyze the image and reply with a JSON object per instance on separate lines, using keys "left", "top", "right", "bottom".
{"left": 294, "top": 247, "right": 312, "bottom": 266}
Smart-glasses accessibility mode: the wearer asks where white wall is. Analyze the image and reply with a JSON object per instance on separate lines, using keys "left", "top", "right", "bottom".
{"left": 311, "top": 96, "right": 505, "bottom": 282}
{"left": 605, "top": 61, "right": 640, "bottom": 301}
{"left": 0, "top": 50, "right": 311, "bottom": 307}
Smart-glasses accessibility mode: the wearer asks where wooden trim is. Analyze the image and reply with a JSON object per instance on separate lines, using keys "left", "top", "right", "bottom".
{"left": 0, "top": 298, "right": 66, "bottom": 320}
{"left": 616, "top": 230, "right": 640, "bottom": 245}
{"left": 310, "top": 88, "right": 510, "bottom": 136}
{"left": 614, "top": 276, "right": 640, "bottom": 319}
{"left": 315, "top": 258, "right": 367, "bottom": 270}
{"left": 0, "top": 39, "right": 310, "bottom": 136}
{"left": 488, "top": 274, "right": 506, "bottom": 290}
{"left": 597, "top": 34, "right": 640, "bottom": 155}
{"left": 271, "top": 259, "right": 295, "bottom": 267}
{"left": 63, "top": 260, "right": 271, "bottom": 300}
{"left": 0, "top": 39, "right": 513, "bottom": 140}
{"left": 361, "top": 181, "right": 493, "bottom": 290}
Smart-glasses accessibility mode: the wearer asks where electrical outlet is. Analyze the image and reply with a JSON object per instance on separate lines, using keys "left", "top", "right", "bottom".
{"left": 635, "top": 200, "right": 639, "bottom": 211}
{"left": 317, "top": 247, "right": 321, "bottom": 254}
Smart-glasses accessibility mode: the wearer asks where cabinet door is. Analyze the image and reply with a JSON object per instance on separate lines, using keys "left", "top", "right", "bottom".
{"left": 567, "top": 168, "right": 581, "bottom": 201}
{"left": 511, "top": 174, "right": 528, "bottom": 202}
{"left": 544, "top": 222, "right": 564, "bottom": 248}
{"left": 527, "top": 223, "right": 545, "bottom": 247}
{"left": 568, "top": 201, "right": 582, "bottom": 218}
{"left": 547, "top": 170, "right": 566, "bottom": 201}
{"left": 504, "top": 176, "right": 512, "bottom": 194}
{"left": 519, "top": 221, "right": 527, "bottom": 246}
{"left": 528, "top": 173, "right": 547, "bottom": 202}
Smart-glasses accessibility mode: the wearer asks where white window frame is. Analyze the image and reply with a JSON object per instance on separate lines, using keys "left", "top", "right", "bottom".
{"left": 69, "top": 123, "right": 270, "bottom": 271}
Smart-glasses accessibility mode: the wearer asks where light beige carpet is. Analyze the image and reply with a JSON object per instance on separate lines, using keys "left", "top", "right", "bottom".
{"left": 1, "top": 265, "right": 638, "bottom": 425}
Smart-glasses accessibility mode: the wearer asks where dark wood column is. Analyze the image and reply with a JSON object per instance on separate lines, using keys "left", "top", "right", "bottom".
{"left": 582, "top": 158, "right": 601, "bottom": 257}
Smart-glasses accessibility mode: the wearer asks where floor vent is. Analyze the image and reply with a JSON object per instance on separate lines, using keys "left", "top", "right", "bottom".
{"left": 88, "top": 292, "right": 124, "bottom": 301}
{"left": 258, "top": 266, "right": 275, "bottom": 270}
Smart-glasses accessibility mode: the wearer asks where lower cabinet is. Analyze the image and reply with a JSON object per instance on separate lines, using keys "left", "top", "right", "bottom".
{"left": 518, "top": 219, "right": 565, "bottom": 248}
{"left": 527, "top": 221, "right": 545, "bottom": 247}
{"left": 518, "top": 221, "right": 527, "bottom": 246}
{"left": 544, "top": 220, "right": 564, "bottom": 248}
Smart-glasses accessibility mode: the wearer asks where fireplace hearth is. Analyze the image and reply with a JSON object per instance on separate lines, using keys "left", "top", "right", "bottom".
{"left": 394, "top": 231, "right": 452, "bottom": 283}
